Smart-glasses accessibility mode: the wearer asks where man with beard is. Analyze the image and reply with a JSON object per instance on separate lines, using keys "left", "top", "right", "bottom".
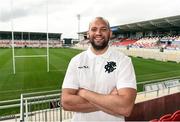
{"left": 61, "top": 17, "right": 137, "bottom": 122}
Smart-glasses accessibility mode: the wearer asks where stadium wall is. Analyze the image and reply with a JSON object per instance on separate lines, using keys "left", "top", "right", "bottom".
{"left": 117, "top": 48, "right": 180, "bottom": 63}
{"left": 125, "top": 92, "right": 180, "bottom": 121}
{"left": 73, "top": 46, "right": 180, "bottom": 62}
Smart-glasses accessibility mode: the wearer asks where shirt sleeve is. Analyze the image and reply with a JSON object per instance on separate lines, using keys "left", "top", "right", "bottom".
{"left": 62, "top": 58, "right": 79, "bottom": 89}
{"left": 116, "top": 56, "right": 137, "bottom": 90}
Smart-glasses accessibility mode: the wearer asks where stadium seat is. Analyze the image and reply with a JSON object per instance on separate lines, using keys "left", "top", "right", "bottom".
{"left": 159, "top": 114, "right": 172, "bottom": 121}
{"left": 173, "top": 110, "right": 180, "bottom": 116}
{"left": 171, "top": 110, "right": 180, "bottom": 121}
{"left": 171, "top": 114, "right": 180, "bottom": 121}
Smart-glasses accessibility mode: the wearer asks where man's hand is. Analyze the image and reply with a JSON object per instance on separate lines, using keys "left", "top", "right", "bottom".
{"left": 78, "top": 88, "right": 87, "bottom": 98}
{"left": 110, "top": 87, "right": 118, "bottom": 95}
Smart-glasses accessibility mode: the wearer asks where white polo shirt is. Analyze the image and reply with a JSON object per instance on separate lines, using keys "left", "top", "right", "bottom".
{"left": 62, "top": 46, "right": 137, "bottom": 122}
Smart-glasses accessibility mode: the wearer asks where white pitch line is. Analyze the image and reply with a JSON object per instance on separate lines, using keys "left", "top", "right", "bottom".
{"left": 0, "top": 87, "right": 57, "bottom": 94}
{"left": 137, "top": 76, "right": 180, "bottom": 85}
{"left": 15, "top": 55, "right": 47, "bottom": 58}
{"left": 138, "top": 70, "right": 180, "bottom": 78}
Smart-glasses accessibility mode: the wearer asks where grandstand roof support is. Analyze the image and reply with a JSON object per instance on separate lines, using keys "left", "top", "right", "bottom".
{"left": 136, "top": 23, "right": 144, "bottom": 30}
{"left": 149, "top": 21, "right": 160, "bottom": 28}
{"left": 165, "top": 19, "right": 180, "bottom": 27}
{"left": 21, "top": 32, "right": 23, "bottom": 41}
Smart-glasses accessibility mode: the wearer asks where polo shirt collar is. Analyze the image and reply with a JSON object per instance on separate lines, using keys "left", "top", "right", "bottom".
{"left": 87, "top": 46, "right": 111, "bottom": 59}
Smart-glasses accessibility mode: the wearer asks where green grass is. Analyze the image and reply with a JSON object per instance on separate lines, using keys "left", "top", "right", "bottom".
{"left": 132, "top": 57, "right": 180, "bottom": 82}
{"left": 0, "top": 48, "right": 81, "bottom": 101}
{"left": 0, "top": 48, "right": 180, "bottom": 101}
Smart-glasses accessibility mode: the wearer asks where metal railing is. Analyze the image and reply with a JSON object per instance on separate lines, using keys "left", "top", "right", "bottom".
{"left": 135, "top": 84, "right": 180, "bottom": 103}
{"left": 0, "top": 99, "right": 20, "bottom": 121}
{"left": 20, "top": 90, "right": 73, "bottom": 122}
{"left": 143, "top": 79, "right": 180, "bottom": 97}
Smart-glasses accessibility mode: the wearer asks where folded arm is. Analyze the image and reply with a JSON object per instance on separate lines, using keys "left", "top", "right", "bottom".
{"left": 78, "top": 88, "right": 136, "bottom": 117}
{"left": 61, "top": 88, "right": 99, "bottom": 112}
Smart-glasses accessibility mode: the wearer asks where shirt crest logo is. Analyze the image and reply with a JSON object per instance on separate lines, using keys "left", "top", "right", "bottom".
{"left": 104, "top": 61, "right": 116, "bottom": 73}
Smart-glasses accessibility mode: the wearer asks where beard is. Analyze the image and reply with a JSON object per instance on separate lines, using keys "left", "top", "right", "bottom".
{"left": 90, "top": 38, "right": 109, "bottom": 50}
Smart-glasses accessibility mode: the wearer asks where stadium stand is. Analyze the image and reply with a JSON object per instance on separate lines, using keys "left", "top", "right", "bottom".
{"left": 77, "top": 15, "right": 180, "bottom": 51}
{"left": 0, "top": 39, "right": 63, "bottom": 48}
{"left": 132, "top": 37, "right": 159, "bottom": 48}
{"left": 109, "top": 35, "right": 180, "bottom": 49}
{"left": 77, "top": 35, "right": 180, "bottom": 50}
{"left": 74, "top": 39, "right": 90, "bottom": 49}
{"left": 111, "top": 38, "right": 137, "bottom": 46}
{"left": 0, "top": 31, "right": 63, "bottom": 48}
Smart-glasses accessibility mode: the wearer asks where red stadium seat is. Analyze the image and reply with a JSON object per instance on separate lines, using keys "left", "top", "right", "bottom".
{"left": 171, "top": 110, "right": 180, "bottom": 121}
{"left": 159, "top": 114, "right": 172, "bottom": 121}
{"left": 173, "top": 110, "right": 180, "bottom": 116}
{"left": 171, "top": 114, "right": 180, "bottom": 121}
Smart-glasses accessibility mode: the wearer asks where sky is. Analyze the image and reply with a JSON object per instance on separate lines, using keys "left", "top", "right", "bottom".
{"left": 0, "top": 0, "right": 180, "bottom": 39}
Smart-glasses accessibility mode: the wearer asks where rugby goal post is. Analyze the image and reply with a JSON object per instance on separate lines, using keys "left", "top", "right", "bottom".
{"left": 10, "top": 0, "right": 50, "bottom": 74}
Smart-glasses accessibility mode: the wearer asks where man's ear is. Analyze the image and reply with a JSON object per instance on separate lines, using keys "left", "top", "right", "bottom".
{"left": 110, "top": 30, "right": 112, "bottom": 39}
